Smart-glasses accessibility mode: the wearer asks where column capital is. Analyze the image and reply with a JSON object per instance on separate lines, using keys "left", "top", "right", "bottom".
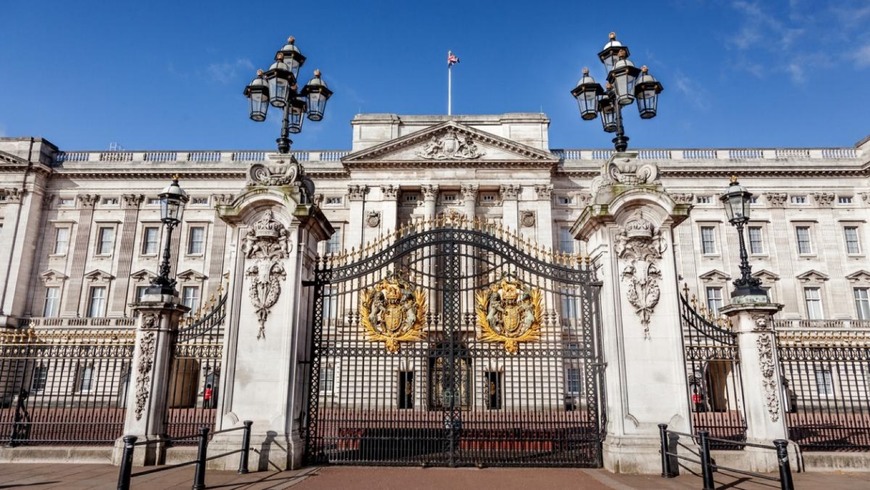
{"left": 381, "top": 185, "right": 399, "bottom": 200}
{"left": 347, "top": 184, "right": 368, "bottom": 201}
{"left": 460, "top": 185, "right": 478, "bottom": 201}
{"left": 121, "top": 194, "right": 144, "bottom": 209}
{"left": 534, "top": 184, "right": 552, "bottom": 200}
{"left": 499, "top": 184, "right": 520, "bottom": 200}
{"left": 77, "top": 193, "right": 99, "bottom": 208}
{"left": 421, "top": 184, "right": 438, "bottom": 201}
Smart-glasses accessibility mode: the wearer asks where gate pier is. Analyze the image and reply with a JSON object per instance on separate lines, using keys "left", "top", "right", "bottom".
{"left": 573, "top": 152, "right": 693, "bottom": 473}
{"left": 213, "top": 156, "right": 333, "bottom": 471}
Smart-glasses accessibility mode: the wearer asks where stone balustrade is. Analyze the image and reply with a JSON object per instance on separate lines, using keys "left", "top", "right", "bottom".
{"left": 53, "top": 146, "right": 859, "bottom": 166}
{"left": 772, "top": 318, "right": 870, "bottom": 330}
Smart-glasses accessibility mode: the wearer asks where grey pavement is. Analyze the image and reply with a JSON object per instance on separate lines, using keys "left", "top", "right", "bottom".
{"left": 0, "top": 463, "right": 866, "bottom": 489}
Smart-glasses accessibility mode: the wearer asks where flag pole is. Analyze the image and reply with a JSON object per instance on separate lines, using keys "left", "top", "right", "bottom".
{"left": 448, "top": 61, "right": 452, "bottom": 116}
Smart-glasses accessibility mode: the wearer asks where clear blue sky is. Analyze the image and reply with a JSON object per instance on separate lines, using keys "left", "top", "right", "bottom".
{"left": 2, "top": 1, "right": 868, "bottom": 151}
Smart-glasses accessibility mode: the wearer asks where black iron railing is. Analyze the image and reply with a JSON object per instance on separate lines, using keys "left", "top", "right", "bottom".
{"left": 117, "top": 420, "right": 252, "bottom": 490}
{"left": 658, "top": 423, "right": 794, "bottom": 490}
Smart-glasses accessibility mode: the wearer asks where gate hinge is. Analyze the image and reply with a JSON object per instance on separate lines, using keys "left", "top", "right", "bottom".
{"left": 301, "top": 280, "right": 316, "bottom": 287}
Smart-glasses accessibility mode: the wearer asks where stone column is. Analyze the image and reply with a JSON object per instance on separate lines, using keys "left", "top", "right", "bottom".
{"left": 461, "top": 184, "right": 477, "bottom": 221}
{"left": 346, "top": 184, "right": 367, "bottom": 251}
{"left": 421, "top": 184, "right": 438, "bottom": 219}
{"left": 213, "top": 156, "right": 333, "bottom": 471}
{"left": 113, "top": 293, "right": 189, "bottom": 465}
{"left": 62, "top": 194, "right": 99, "bottom": 317}
{"left": 573, "top": 153, "right": 693, "bottom": 473}
{"left": 112, "top": 194, "right": 144, "bottom": 316}
{"left": 500, "top": 184, "right": 520, "bottom": 232}
{"left": 381, "top": 185, "right": 399, "bottom": 232}
{"left": 533, "top": 184, "right": 554, "bottom": 248}
{"left": 720, "top": 301, "right": 790, "bottom": 472}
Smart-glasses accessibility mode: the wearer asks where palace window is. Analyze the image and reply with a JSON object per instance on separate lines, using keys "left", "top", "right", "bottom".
{"left": 442, "top": 193, "right": 457, "bottom": 202}
{"left": 191, "top": 197, "right": 209, "bottom": 205}
{"left": 804, "top": 287, "right": 824, "bottom": 320}
{"left": 484, "top": 371, "right": 502, "bottom": 410}
{"left": 398, "top": 371, "right": 414, "bottom": 409}
{"left": 838, "top": 196, "right": 853, "bottom": 204}
{"left": 815, "top": 368, "right": 834, "bottom": 397}
{"left": 31, "top": 365, "right": 49, "bottom": 392}
{"left": 87, "top": 286, "right": 108, "bottom": 317}
{"left": 556, "top": 195, "right": 574, "bottom": 206}
{"left": 696, "top": 195, "right": 711, "bottom": 204}
{"left": 182, "top": 286, "right": 200, "bottom": 314}
{"left": 325, "top": 196, "right": 343, "bottom": 206}
{"left": 58, "top": 197, "right": 75, "bottom": 207}
{"left": 700, "top": 226, "right": 717, "bottom": 255}
{"left": 76, "top": 365, "right": 95, "bottom": 393}
{"left": 319, "top": 364, "right": 334, "bottom": 393}
{"left": 706, "top": 287, "right": 723, "bottom": 316}
{"left": 855, "top": 288, "right": 870, "bottom": 321}
{"left": 844, "top": 226, "right": 861, "bottom": 255}
{"left": 53, "top": 227, "right": 70, "bottom": 255}
{"left": 135, "top": 286, "right": 148, "bottom": 303}
{"left": 187, "top": 226, "right": 205, "bottom": 255}
{"left": 141, "top": 226, "right": 159, "bottom": 255}
{"left": 326, "top": 228, "right": 342, "bottom": 254}
{"left": 795, "top": 226, "right": 813, "bottom": 255}
{"left": 558, "top": 226, "right": 574, "bottom": 253}
{"left": 101, "top": 197, "right": 118, "bottom": 205}
{"left": 480, "top": 192, "right": 497, "bottom": 203}
{"left": 566, "top": 367, "right": 582, "bottom": 394}
{"left": 43, "top": 287, "right": 61, "bottom": 317}
{"left": 97, "top": 227, "right": 115, "bottom": 255}
{"left": 791, "top": 195, "right": 807, "bottom": 204}
{"left": 748, "top": 226, "right": 764, "bottom": 254}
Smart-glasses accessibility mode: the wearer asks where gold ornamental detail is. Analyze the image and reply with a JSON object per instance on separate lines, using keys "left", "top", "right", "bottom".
{"left": 360, "top": 277, "right": 427, "bottom": 353}
{"left": 476, "top": 276, "right": 543, "bottom": 354}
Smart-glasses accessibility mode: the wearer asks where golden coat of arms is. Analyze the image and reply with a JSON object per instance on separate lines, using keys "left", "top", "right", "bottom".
{"left": 360, "top": 277, "right": 427, "bottom": 353}
{"left": 475, "top": 277, "right": 543, "bottom": 353}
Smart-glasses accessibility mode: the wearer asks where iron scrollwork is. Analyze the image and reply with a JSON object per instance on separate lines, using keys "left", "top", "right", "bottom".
{"left": 359, "top": 277, "right": 428, "bottom": 353}
{"left": 475, "top": 276, "right": 543, "bottom": 354}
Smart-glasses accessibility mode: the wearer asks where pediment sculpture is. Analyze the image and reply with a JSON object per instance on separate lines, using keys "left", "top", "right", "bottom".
{"left": 416, "top": 128, "right": 485, "bottom": 160}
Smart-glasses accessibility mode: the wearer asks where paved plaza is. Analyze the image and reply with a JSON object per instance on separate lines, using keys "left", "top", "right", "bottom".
{"left": 0, "top": 463, "right": 866, "bottom": 489}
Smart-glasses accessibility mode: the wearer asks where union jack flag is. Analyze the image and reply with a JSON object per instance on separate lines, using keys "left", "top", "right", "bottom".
{"left": 447, "top": 51, "right": 460, "bottom": 66}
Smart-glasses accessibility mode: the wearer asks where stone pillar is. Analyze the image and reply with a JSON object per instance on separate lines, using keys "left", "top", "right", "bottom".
{"left": 62, "top": 194, "right": 99, "bottom": 317}
{"left": 213, "top": 156, "right": 333, "bottom": 471}
{"left": 720, "top": 301, "right": 790, "bottom": 472}
{"left": 533, "top": 184, "right": 554, "bottom": 248}
{"left": 421, "top": 184, "right": 438, "bottom": 219}
{"left": 573, "top": 153, "right": 693, "bottom": 473}
{"left": 112, "top": 194, "right": 144, "bottom": 316}
{"left": 500, "top": 184, "right": 520, "bottom": 232}
{"left": 461, "top": 184, "right": 477, "bottom": 221}
{"left": 381, "top": 184, "right": 399, "bottom": 232}
{"left": 113, "top": 294, "right": 189, "bottom": 465}
{"left": 346, "top": 184, "right": 367, "bottom": 250}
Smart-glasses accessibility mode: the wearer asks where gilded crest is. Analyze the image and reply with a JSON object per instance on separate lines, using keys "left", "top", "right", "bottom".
{"left": 360, "top": 277, "right": 427, "bottom": 353}
{"left": 475, "top": 277, "right": 543, "bottom": 354}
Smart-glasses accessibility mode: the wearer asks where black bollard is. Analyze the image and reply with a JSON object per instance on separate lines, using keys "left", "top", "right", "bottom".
{"left": 773, "top": 439, "right": 794, "bottom": 490}
{"left": 238, "top": 420, "right": 253, "bottom": 474}
{"left": 192, "top": 426, "right": 210, "bottom": 490}
{"left": 658, "top": 423, "right": 675, "bottom": 478}
{"left": 117, "top": 435, "right": 137, "bottom": 490}
{"left": 698, "top": 430, "right": 715, "bottom": 490}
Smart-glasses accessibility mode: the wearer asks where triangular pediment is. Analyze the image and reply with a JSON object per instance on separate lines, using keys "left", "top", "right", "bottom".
{"left": 752, "top": 269, "right": 780, "bottom": 281}
{"left": 176, "top": 269, "right": 208, "bottom": 282}
{"left": 846, "top": 270, "right": 870, "bottom": 282}
{"left": 130, "top": 269, "right": 157, "bottom": 282}
{"left": 796, "top": 269, "right": 828, "bottom": 282}
{"left": 84, "top": 269, "right": 115, "bottom": 282}
{"left": 342, "top": 121, "right": 558, "bottom": 167}
{"left": 699, "top": 269, "right": 730, "bottom": 282}
{"left": 40, "top": 269, "right": 68, "bottom": 283}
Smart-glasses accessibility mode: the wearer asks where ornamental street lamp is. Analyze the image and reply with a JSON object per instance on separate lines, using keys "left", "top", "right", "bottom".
{"left": 571, "top": 32, "right": 663, "bottom": 152}
{"left": 146, "top": 176, "right": 189, "bottom": 296}
{"left": 720, "top": 176, "right": 768, "bottom": 301}
{"left": 244, "top": 36, "right": 334, "bottom": 154}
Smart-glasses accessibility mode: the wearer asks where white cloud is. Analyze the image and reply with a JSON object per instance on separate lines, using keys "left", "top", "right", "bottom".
{"left": 672, "top": 72, "right": 710, "bottom": 111}
{"left": 207, "top": 58, "right": 255, "bottom": 84}
{"left": 852, "top": 44, "right": 870, "bottom": 68}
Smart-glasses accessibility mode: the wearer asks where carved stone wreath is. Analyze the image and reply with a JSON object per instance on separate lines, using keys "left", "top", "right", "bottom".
{"left": 134, "top": 330, "right": 156, "bottom": 420}
{"left": 475, "top": 276, "right": 543, "bottom": 354}
{"left": 360, "top": 277, "right": 428, "bottom": 353}
{"left": 757, "top": 333, "right": 780, "bottom": 422}
{"left": 614, "top": 214, "right": 667, "bottom": 338}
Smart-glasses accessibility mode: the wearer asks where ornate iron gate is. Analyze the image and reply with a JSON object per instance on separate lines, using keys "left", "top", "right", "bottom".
{"left": 680, "top": 287, "right": 747, "bottom": 448}
{"left": 304, "top": 218, "right": 604, "bottom": 467}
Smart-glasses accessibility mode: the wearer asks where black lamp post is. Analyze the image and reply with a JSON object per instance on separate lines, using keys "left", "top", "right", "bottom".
{"left": 720, "top": 176, "right": 768, "bottom": 301}
{"left": 244, "top": 36, "right": 334, "bottom": 154}
{"left": 571, "top": 32, "right": 663, "bottom": 152}
{"left": 146, "top": 176, "right": 189, "bottom": 296}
